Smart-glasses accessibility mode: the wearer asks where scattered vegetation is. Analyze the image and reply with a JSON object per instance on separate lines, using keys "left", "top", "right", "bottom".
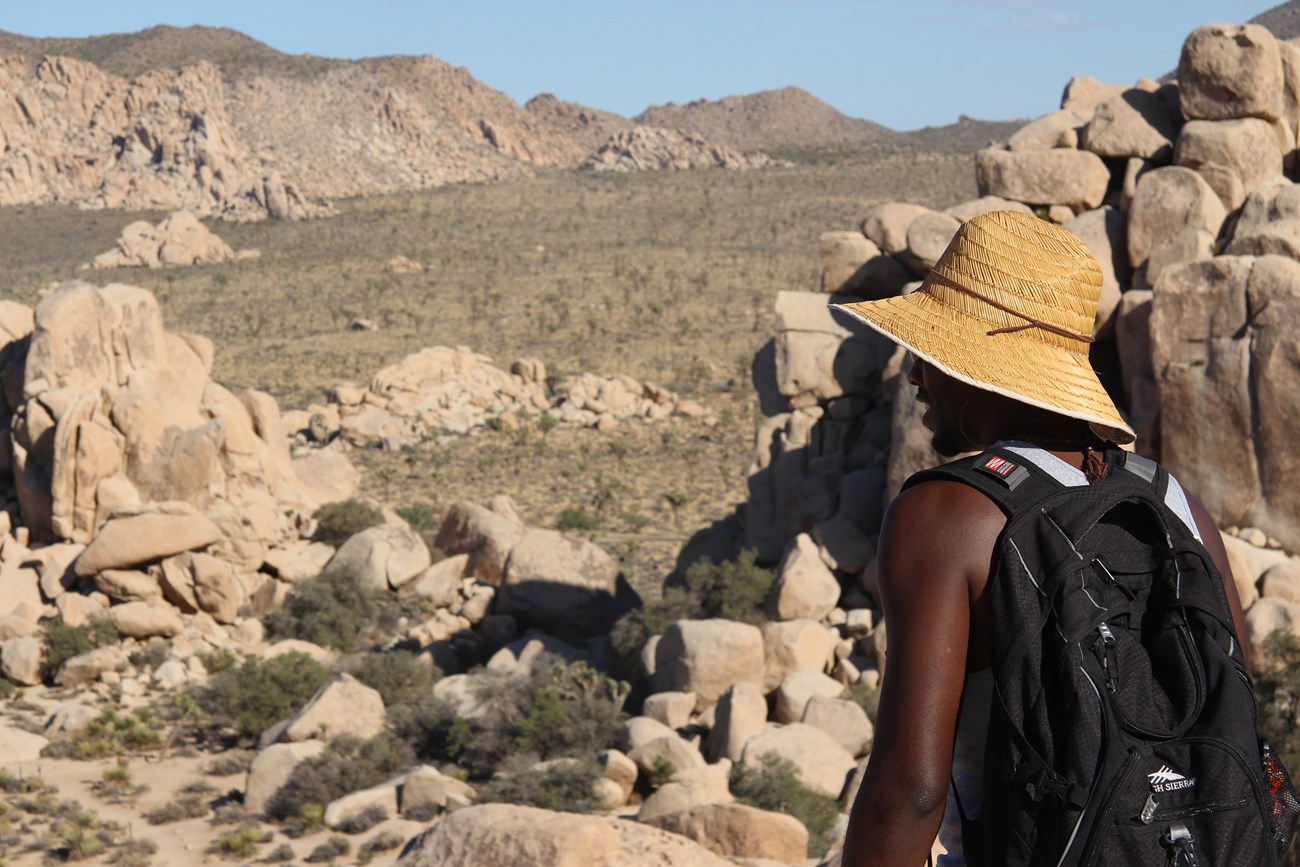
{"left": 356, "top": 830, "right": 404, "bottom": 865}
{"left": 194, "top": 651, "right": 332, "bottom": 741}
{"left": 333, "top": 803, "right": 388, "bottom": 835}
{"left": 310, "top": 499, "right": 384, "bottom": 547}
{"left": 47, "top": 708, "right": 164, "bottom": 759}
{"left": 306, "top": 835, "right": 351, "bottom": 862}
{"left": 42, "top": 617, "right": 119, "bottom": 680}
{"left": 210, "top": 824, "right": 266, "bottom": 859}
{"left": 731, "top": 753, "right": 841, "bottom": 857}
{"left": 612, "top": 549, "right": 775, "bottom": 663}
{"left": 265, "top": 734, "right": 413, "bottom": 822}
{"left": 557, "top": 507, "right": 600, "bottom": 531}
{"left": 480, "top": 757, "right": 602, "bottom": 813}
{"left": 350, "top": 650, "right": 437, "bottom": 706}
{"left": 264, "top": 570, "right": 404, "bottom": 653}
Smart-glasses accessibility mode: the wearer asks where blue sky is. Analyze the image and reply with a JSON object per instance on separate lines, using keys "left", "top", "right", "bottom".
{"left": 0, "top": 1, "right": 1273, "bottom": 130}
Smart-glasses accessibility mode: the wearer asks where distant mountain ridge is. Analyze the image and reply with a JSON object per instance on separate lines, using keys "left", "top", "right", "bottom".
{"left": 0, "top": 23, "right": 1025, "bottom": 218}
{"left": 1251, "top": 0, "right": 1300, "bottom": 40}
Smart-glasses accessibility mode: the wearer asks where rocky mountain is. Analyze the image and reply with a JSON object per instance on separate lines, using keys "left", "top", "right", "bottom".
{"left": 1252, "top": 0, "right": 1300, "bottom": 40}
{"left": 634, "top": 86, "right": 906, "bottom": 152}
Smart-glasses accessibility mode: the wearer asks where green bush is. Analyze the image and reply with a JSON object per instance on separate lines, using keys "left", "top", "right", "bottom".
{"left": 265, "top": 734, "right": 414, "bottom": 822}
{"left": 730, "top": 754, "right": 841, "bottom": 857}
{"left": 195, "top": 652, "right": 332, "bottom": 742}
{"left": 311, "top": 499, "right": 384, "bottom": 547}
{"left": 351, "top": 650, "right": 437, "bottom": 707}
{"left": 387, "top": 696, "right": 472, "bottom": 765}
{"left": 144, "top": 793, "right": 208, "bottom": 824}
{"left": 513, "top": 662, "right": 629, "bottom": 761}
{"left": 843, "top": 682, "right": 882, "bottom": 724}
{"left": 57, "top": 708, "right": 163, "bottom": 759}
{"left": 43, "top": 618, "right": 119, "bottom": 680}
{"left": 334, "top": 803, "right": 387, "bottom": 835}
{"left": 264, "top": 570, "right": 403, "bottom": 653}
{"left": 306, "top": 836, "right": 351, "bottom": 862}
{"left": 557, "top": 508, "right": 599, "bottom": 531}
{"left": 356, "top": 830, "right": 404, "bottom": 865}
{"left": 396, "top": 501, "right": 442, "bottom": 561}
{"left": 479, "top": 757, "right": 602, "bottom": 813}
{"left": 211, "top": 824, "right": 265, "bottom": 859}
{"left": 612, "top": 549, "right": 774, "bottom": 662}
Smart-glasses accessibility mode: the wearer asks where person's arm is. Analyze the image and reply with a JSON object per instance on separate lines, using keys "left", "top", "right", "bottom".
{"left": 1184, "top": 489, "right": 1251, "bottom": 669}
{"left": 842, "top": 480, "right": 1001, "bottom": 867}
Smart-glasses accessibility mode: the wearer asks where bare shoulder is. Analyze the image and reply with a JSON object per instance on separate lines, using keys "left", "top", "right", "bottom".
{"left": 880, "top": 478, "right": 1007, "bottom": 572}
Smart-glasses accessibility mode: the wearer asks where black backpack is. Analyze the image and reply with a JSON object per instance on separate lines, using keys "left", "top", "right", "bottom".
{"left": 904, "top": 446, "right": 1300, "bottom": 867}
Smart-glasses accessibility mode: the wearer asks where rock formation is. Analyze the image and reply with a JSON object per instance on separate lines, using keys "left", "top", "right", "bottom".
{"left": 82, "top": 210, "right": 250, "bottom": 269}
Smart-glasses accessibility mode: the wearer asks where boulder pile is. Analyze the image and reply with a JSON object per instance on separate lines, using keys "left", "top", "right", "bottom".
{"left": 81, "top": 211, "right": 257, "bottom": 270}
{"left": 585, "top": 126, "right": 778, "bottom": 173}
{"left": 281, "top": 346, "right": 713, "bottom": 449}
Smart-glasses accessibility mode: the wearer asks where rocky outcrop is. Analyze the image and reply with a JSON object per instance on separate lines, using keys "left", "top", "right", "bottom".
{"left": 83, "top": 211, "right": 246, "bottom": 269}
{"left": 585, "top": 126, "right": 777, "bottom": 173}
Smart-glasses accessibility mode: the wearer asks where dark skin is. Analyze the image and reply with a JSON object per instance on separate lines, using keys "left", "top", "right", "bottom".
{"left": 840, "top": 357, "right": 1249, "bottom": 867}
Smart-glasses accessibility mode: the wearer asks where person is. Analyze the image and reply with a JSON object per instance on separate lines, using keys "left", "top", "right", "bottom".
{"left": 828, "top": 210, "right": 1249, "bottom": 867}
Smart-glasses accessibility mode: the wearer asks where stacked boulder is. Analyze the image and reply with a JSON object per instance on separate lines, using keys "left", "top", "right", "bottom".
{"left": 746, "top": 22, "right": 1300, "bottom": 628}
{"left": 286, "top": 346, "right": 711, "bottom": 448}
{"left": 0, "top": 280, "right": 363, "bottom": 676}
{"left": 82, "top": 211, "right": 257, "bottom": 270}
{"left": 585, "top": 126, "right": 777, "bottom": 173}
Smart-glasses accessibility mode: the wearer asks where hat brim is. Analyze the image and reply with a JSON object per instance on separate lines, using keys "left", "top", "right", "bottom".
{"left": 833, "top": 293, "right": 1136, "bottom": 445}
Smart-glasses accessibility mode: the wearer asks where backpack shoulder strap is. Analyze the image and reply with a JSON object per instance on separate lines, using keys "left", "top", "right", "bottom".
{"left": 1108, "top": 448, "right": 1170, "bottom": 499}
{"left": 901, "top": 446, "right": 1065, "bottom": 517}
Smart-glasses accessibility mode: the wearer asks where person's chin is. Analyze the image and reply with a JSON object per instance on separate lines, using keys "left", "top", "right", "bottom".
{"left": 930, "top": 429, "right": 968, "bottom": 458}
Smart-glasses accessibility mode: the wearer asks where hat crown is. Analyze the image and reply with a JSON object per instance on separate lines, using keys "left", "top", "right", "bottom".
{"left": 923, "top": 210, "right": 1101, "bottom": 355}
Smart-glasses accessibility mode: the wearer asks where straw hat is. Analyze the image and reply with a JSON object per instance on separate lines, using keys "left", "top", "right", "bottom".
{"left": 832, "top": 209, "right": 1135, "bottom": 444}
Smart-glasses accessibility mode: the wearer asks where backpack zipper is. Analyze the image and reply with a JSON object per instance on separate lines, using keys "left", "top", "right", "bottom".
{"left": 1138, "top": 796, "right": 1250, "bottom": 824}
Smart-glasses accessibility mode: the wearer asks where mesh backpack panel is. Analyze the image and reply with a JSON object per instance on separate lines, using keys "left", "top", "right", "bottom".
{"left": 904, "top": 448, "right": 1294, "bottom": 867}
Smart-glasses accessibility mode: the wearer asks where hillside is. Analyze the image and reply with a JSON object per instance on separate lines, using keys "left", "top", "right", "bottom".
{"left": 1252, "top": 0, "right": 1300, "bottom": 39}
{"left": 634, "top": 86, "right": 907, "bottom": 152}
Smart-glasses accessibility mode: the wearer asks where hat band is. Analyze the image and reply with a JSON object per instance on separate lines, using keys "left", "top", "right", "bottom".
{"left": 927, "top": 271, "right": 1095, "bottom": 346}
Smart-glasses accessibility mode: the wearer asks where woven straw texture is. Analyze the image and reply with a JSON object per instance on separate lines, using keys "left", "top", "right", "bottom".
{"left": 834, "top": 210, "right": 1135, "bottom": 444}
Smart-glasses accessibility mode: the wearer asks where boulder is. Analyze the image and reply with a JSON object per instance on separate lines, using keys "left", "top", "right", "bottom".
{"left": 279, "top": 673, "right": 386, "bottom": 744}
{"left": 774, "top": 670, "right": 845, "bottom": 725}
{"left": 1082, "top": 89, "right": 1180, "bottom": 161}
{"left": 860, "top": 203, "right": 930, "bottom": 255}
{"left": 0, "top": 562, "right": 42, "bottom": 619}
{"left": 622, "top": 716, "right": 680, "bottom": 754}
{"left": 818, "top": 231, "right": 881, "bottom": 295}
{"left": 903, "top": 210, "right": 962, "bottom": 272}
{"left": 188, "top": 552, "right": 242, "bottom": 623}
{"left": 944, "top": 196, "right": 1033, "bottom": 223}
{"left": 1178, "top": 24, "right": 1284, "bottom": 122}
{"left": 244, "top": 740, "right": 327, "bottom": 814}
{"left": 705, "top": 681, "right": 769, "bottom": 763}
{"left": 0, "top": 720, "right": 48, "bottom": 763}
{"left": 1146, "top": 228, "right": 1217, "bottom": 289}
{"left": 0, "top": 615, "right": 39, "bottom": 642}
{"left": 654, "top": 619, "right": 765, "bottom": 710}
{"left": 975, "top": 148, "right": 1110, "bottom": 211}
{"left": 1126, "top": 167, "right": 1226, "bottom": 269}
{"left": 643, "top": 803, "right": 809, "bottom": 865}
{"left": 1245, "top": 597, "right": 1300, "bottom": 660}
{"left": 1231, "top": 176, "right": 1300, "bottom": 242}
{"left": 1175, "top": 118, "right": 1284, "bottom": 210}
{"left": 1114, "top": 291, "right": 1159, "bottom": 454}
{"left": 393, "top": 803, "right": 734, "bottom": 867}
{"left": 497, "top": 527, "right": 630, "bottom": 637}
{"left": 802, "top": 695, "right": 874, "bottom": 758}
{"left": 643, "top": 691, "right": 697, "bottom": 730}
{"left": 409, "top": 554, "right": 468, "bottom": 608}
{"left": 435, "top": 500, "right": 526, "bottom": 585}
{"left": 1007, "top": 110, "right": 1083, "bottom": 151}
{"left": 637, "top": 762, "right": 735, "bottom": 822}
{"left": 1150, "top": 255, "right": 1300, "bottom": 552}
{"left": 1, "top": 635, "right": 43, "bottom": 685}
{"left": 321, "top": 524, "right": 431, "bottom": 590}
{"left": 260, "top": 639, "right": 338, "bottom": 667}
{"left": 1062, "top": 207, "right": 1129, "bottom": 338}
{"left": 109, "top": 601, "right": 183, "bottom": 638}
{"left": 55, "top": 645, "right": 126, "bottom": 686}
{"left": 767, "top": 533, "right": 841, "bottom": 622}
{"left": 93, "top": 568, "right": 161, "bottom": 602}
{"left": 325, "top": 778, "right": 400, "bottom": 829}
{"left": 74, "top": 506, "right": 222, "bottom": 576}
{"left": 1225, "top": 219, "right": 1300, "bottom": 259}
{"left": 762, "top": 619, "right": 838, "bottom": 692}
{"left": 1261, "top": 560, "right": 1300, "bottom": 605}
{"left": 599, "top": 749, "right": 638, "bottom": 803}
{"left": 741, "top": 722, "right": 857, "bottom": 798}
{"left": 1060, "top": 75, "right": 1128, "bottom": 120}
{"left": 628, "top": 734, "right": 707, "bottom": 779}
{"left": 401, "top": 765, "right": 477, "bottom": 816}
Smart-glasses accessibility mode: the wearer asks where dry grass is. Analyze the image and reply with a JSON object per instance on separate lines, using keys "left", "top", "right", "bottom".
{"left": 0, "top": 151, "right": 975, "bottom": 587}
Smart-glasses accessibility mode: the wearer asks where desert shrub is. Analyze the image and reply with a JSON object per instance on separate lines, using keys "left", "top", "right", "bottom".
{"left": 311, "top": 499, "right": 384, "bottom": 547}
{"left": 109, "top": 837, "right": 158, "bottom": 867}
{"left": 59, "top": 708, "right": 162, "bottom": 759}
{"left": 264, "top": 570, "right": 402, "bottom": 653}
{"left": 351, "top": 650, "right": 437, "bottom": 706}
{"left": 396, "top": 501, "right": 442, "bottom": 560}
{"left": 210, "top": 824, "right": 265, "bottom": 859}
{"left": 612, "top": 549, "right": 774, "bottom": 662}
{"left": 333, "top": 803, "right": 387, "bottom": 835}
{"left": 387, "top": 696, "right": 472, "bottom": 765}
{"left": 203, "top": 752, "right": 253, "bottom": 777}
{"left": 306, "top": 835, "right": 351, "bottom": 862}
{"left": 55, "top": 825, "right": 105, "bottom": 861}
{"left": 262, "top": 842, "right": 295, "bottom": 862}
{"left": 647, "top": 756, "right": 676, "bottom": 788}
{"left": 730, "top": 754, "right": 840, "bottom": 857}
{"left": 266, "top": 734, "right": 413, "bottom": 822}
{"left": 201, "top": 648, "right": 239, "bottom": 675}
{"left": 127, "top": 640, "right": 169, "bottom": 672}
{"left": 843, "top": 682, "right": 882, "bottom": 723}
{"left": 144, "top": 793, "right": 208, "bottom": 824}
{"left": 195, "top": 652, "right": 331, "bottom": 741}
{"left": 557, "top": 508, "right": 599, "bottom": 531}
{"left": 42, "top": 618, "right": 119, "bottom": 680}
{"left": 92, "top": 763, "right": 144, "bottom": 802}
{"left": 513, "top": 662, "right": 628, "bottom": 760}
{"left": 479, "top": 757, "right": 601, "bottom": 813}
{"left": 356, "top": 830, "right": 404, "bottom": 865}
